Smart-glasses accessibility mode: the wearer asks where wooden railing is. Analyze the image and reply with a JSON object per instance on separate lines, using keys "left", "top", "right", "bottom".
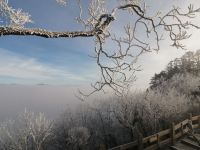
{"left": 109, "top": 114, "right": 200, "bottom": 150}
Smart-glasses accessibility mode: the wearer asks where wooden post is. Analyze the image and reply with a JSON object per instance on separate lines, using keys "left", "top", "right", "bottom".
{"left": 181, "top": 122, "right": 184, "bottom": 136}
{"left": 198, "top": 116, "right": 200, "bottom": 128}
{"left": 189, "top": 113, "right": 193, "bottom": 130}
{"left": 171, "top": 122, "right": 175, "bottom": 145}
{"left": 138, "top": 132, "right": 143, "bottom": 150}
{"left": 157, "top": 134, "right": 160, "bottom": 148}
{"left": 189, "top": 113, "right": 193, "bottom": 122}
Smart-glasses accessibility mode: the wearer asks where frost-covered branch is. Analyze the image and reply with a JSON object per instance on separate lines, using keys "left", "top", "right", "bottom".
{"left": 0, "top": 0, "right": 200, "bottom": 97}
{"left": 0, "top": 0, "right": 32, "bottom": 27}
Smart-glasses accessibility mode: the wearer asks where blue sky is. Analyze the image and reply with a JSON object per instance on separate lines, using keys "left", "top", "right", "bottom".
{"left": 0, "top": 0, "right": 98, "bottom": 85}
{"left": 0, "top": 0, "right": 200, "bottom": 88}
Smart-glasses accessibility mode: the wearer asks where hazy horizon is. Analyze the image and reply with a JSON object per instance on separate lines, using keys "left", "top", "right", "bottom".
{"left": 0, "top": 84, "right": 83, "bottom": 121}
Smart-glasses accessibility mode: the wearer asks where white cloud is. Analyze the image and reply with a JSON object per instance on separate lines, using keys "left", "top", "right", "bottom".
{"left": 0, "top": 48, "right": 87, "bottom": 84}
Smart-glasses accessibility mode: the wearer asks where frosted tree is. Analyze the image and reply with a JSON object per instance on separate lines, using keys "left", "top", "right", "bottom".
{"left": 0, "top": 110, "right": 53, "bottom": 150}
{"left": 111, "top": 87, "right": 190, "bottom": 137}
{"left": 0, "top": 0, "right": 200, "bottom": 97}
{"left": 112, "top": 92, "right": 145, "bottom": 138}
{"left": 67, "top": 127, "right": 90, "bottom": 150}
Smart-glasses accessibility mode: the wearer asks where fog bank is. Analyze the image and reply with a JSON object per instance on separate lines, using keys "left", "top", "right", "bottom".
{"left": 0, "top": 85, "right": 86, "bottom": 121}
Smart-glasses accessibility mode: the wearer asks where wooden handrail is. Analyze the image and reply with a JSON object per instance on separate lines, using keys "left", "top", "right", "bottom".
{"left": 108, "top": 114, "right": 200, "bottom": 150}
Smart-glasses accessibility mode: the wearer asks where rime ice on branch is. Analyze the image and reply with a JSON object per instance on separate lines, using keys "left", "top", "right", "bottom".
{"left": 0, "top": 0, "right": 200, "bottom": 97}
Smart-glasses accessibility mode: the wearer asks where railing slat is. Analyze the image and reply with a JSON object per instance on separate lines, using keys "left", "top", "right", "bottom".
{"left": 192, "top": 115, "right": 199, "bottom": 121}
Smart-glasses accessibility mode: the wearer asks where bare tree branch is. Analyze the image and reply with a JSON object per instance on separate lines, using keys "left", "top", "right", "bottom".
{"left": 1, "top": 1, "right": 200, "bottom": 98}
